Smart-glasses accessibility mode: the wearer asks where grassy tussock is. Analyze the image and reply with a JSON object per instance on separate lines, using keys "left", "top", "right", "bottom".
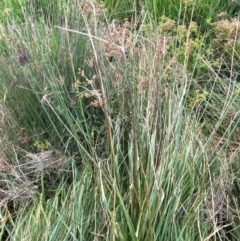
{"left": 0, "top": 0, "right": 240, "bottom": 240}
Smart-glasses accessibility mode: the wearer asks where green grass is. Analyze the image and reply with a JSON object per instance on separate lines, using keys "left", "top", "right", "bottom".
{"left": 0, "top": 0, "right": 240, "bottom": 240}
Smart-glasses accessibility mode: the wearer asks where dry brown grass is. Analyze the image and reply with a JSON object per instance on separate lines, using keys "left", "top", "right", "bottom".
{"left": 0, "top": 104, "right": 69, "bottom": 207}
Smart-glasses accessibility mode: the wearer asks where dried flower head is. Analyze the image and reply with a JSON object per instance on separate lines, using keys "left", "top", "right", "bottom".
{"left": 103, "top": 19, "right": 133, "bottom": 60}
{"left": 91, "top": 99, "right": 101, "bottom": 107}
{"left": 212, "top": 18, "right": 240, "bottom": 40}
{"left": 81, "top": 0, "right": 106, "bottom": 16}
{"left": 159, "top": 17, "right": 176, "bottom": 33}
{"left": 178, "top": 25, "right": 187, "bottom": 39}
{"left": 189, "top": 21, "right": 198, "bottom": 33}
{"left": 80, "top": 91, "right": 91, "bottom": 98}
{"left": 184, "top": 38, "right": 195, "bottom": 54}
